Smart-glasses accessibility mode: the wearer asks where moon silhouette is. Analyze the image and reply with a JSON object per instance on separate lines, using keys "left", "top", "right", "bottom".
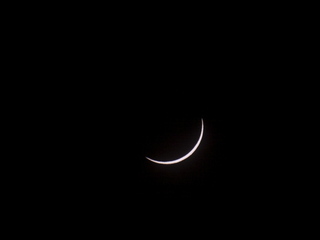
{"left": 145, "top": 118, "right": 204, "bottom": 165}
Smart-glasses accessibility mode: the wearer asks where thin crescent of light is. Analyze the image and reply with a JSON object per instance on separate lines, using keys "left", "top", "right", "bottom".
{"left": 145, "top": 118, "right": 204, "bottom": 165}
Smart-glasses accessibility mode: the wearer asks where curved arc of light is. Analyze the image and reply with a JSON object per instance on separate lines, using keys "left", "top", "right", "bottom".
{"left": 145, "top": 118, "right": 204, "bottom": 165}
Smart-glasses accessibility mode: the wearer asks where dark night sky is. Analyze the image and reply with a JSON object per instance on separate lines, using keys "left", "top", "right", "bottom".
{"left": 39, "top": 18, "right": 283, "bottom": 223}
{"left": 15, "top": 5, "right": 307, "bottom": 234}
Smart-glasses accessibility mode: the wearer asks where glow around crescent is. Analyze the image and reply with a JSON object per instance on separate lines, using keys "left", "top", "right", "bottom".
{"left": 145, "top": 118, "right": 204, "bottom": 165}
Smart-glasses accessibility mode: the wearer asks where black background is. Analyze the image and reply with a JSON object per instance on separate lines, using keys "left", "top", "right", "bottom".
{"left": 27, "top": 13, "right": 288, "bottom": 229}
{"left": 8, "top": 3, "right": 311, "bottom": 236}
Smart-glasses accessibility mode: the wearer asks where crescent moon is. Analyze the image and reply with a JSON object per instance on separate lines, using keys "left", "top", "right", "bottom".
{"left": 145, "top": 118, "right": 204, "bottom": 165}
